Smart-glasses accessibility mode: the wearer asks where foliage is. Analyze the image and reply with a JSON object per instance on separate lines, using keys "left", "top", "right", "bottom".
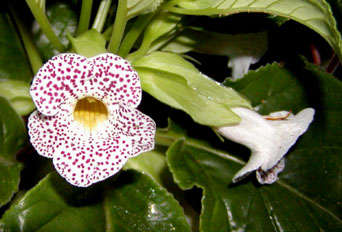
{"left": 0, "top": 0, "right": 341, "bottom": 231}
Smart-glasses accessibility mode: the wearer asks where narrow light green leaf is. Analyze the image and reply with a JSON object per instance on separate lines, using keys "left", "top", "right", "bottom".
{"left": 128, "top": 11, "right": 182, "bottom": 60}
{"left": 168, "top": 0, "right": 342, "bottom": 61}
{"left": 133, "top": 51, "right": 251, "bottom": 126}
{"left": 0, "top": 80, "right": 35, "bottom": 116}
{"left": 0, "top": 97, "right": 27, "bottom": 207}
{"left": 173, "top": 0, "right": 225, "bottom": 10}
{"left": 0, "top": 13, "right": 32, "bottom": 82}
{"left": 143, "top": 11, "right": 181, "bottom": 44}
{"left": 134, "top": 52, "right": 250, "bottom": 107}
{"left": 127, "top": 0, "right": 164, "bottom": 18}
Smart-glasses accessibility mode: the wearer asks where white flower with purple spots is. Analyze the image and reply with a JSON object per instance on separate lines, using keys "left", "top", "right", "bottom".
{"left": 28, "top": 53, "right": 156, "bottom": 187}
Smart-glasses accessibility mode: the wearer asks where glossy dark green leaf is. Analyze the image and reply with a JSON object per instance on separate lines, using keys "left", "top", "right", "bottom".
{"left": 226, "top": 61, "right": 342, "bottom": 215}
{"left": 0, "top": 13, "right": 32, "bottom": 82}
{"left": 0, "top": 173, "right": 105, "bottom": 232}
{"left": 0, "top": 162, "right": 22, "bottom": 209}
{"left": 165, "top": 63, "right": 342, "bottom": 231}
{"left": 224, "top": 62, "right": 309, "bottom": 114}
{"left": 0, "top": 97, "right": 27, "bottom": 207}
{"left": 104, "top": 170, "right": 190, "bottom": 232}
{"left": 167, "top": 137, "right": 341, "bottom": 231}
{"left": 0, "top": 170, "right": 190, "bottom": 232}
{"left": 32, "top": 3, "right": 77, "bottom": 60}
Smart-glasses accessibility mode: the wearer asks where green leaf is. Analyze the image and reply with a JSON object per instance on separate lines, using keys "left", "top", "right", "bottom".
{"left": 133, "top": 51, "right": 251, "bottom": 126}
{"left": 127, "top": 0, "right": 164, "bottom": 18}
{"left": 0, "top": 173, "right": 105, "bottom": 232}
{"left": 0, "top": 97, "right": 27, "bottom": 207}
{"left": 167, "top": 136, "right": 341, "bottom": 231}
{"left": 167, "top": 0, "right": 342, "bottom": 61}
{"left": 0, "top": 80, "right": 35, "bottom": 116}
{"left": 128, "top": 11, "right": 182, "bottom": 61}
{"left": 225, "top": 60, "right": 342, "bottom": 215}
{"left": 0, "top": 13, "right": 32, "bottom": 82}
{"left": 164, "top": 63, "right": 342, "bottom": 231}
{"left": 104, "top": 170, "right": 191, "bottom": 232}
{"left": 0, "top": 171, "right": 190, "bottom": 232}
{"left": 0, "top": 13, "right": 35, "bottom": 115}
{"left": 124, "top": 150, "right": 168, "bottom": 185}
{"left": 32, "top": 2, "right": 77, "bottom": 60}
{"left": 0, "top": 162, "right": 22, "bottom": 209}
{"left": 0, "top": 98, "right": 27, "bottom": 162}
{"left": 224, "top": 62, "right": 309, "bottom": 114}
{"left": 68, "top": 29, "right": 107, "bottom": 58}
{"left": 123, "top": 149, "right": 200, "bottom": 231}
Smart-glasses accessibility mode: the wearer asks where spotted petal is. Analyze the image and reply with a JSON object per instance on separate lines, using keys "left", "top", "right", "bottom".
{"left": 29, "top": 103, "right": 134, "bottom": 187}
{"left": 86, "top": 53, "right": 142, "bottom": 108}
{"left": 109, "top": 103, "right": 156, "bottom": 157}
{"left": 28, "top": 104, "right": 75, "bottom": 158}
{"left": 30, "top": 54, "right": 93, "bottom": 116}
{"left": 28, "top": 53, "right": 156, "bottom": 187}
{"left": 53, "top": 135, "right": 132, "bottom": 187}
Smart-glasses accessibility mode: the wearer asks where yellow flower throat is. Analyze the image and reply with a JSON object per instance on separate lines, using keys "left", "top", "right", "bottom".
{"left": 73, "top": 97, "right": 108, "bottom": 130}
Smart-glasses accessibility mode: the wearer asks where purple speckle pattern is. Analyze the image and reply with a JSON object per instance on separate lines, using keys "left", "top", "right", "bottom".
{"left": 112, "top": 103, "right": 156, "bottom": 157}
{"left": 28, "top": 53, "right": 156, "bottom": 187}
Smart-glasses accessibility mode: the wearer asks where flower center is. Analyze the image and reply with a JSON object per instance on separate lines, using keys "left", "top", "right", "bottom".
{"left": 73, "top": 97, "right": 108, "bottom": 130}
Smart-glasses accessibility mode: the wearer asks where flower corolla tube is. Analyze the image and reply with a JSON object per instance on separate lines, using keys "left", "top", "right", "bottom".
{"left": 217, "top": 107, "right": 315, "bottom": 184}
{"left": 28, "top": 53, "right": 156, "bottom": 187}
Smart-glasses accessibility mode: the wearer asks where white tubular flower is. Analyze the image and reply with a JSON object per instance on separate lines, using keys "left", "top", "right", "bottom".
{"left": 217, "top": 107, "right": 315, "bottom": 184}
{"left": 28, "top": 53, "right": 156, "bottom": 187}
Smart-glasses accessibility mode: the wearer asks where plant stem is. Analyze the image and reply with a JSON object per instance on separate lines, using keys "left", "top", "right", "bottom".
{"left": 102, "top": 24, "right": 113, "bottom": 40}
{"left": 155, "top": 131, "right": 245, "bottom": 164}
{"left": 10, "top": 5, "right": 43, "bottom": 74}
{"left": 118, "top": 13, "right": 155, "bottom": 58}
{"left": 107, "top": 0, "right": 128, "bottom": 54}
{"left": 37, "top": 0, "right": 46, "bottom": 13}
{"left": 92, "top": 0, "right": 112, "bottom": 33}
{"left": 326, "top": 53, "right": 340, "bottom": 74}
{"left": 25, "top": 0, "right": 65, "bottom": 52}
{"left": 126, "top": 39, "right": 150, "bottom": 62}
{"left": 77, "top": 0, "right": 93, "bottom": 35}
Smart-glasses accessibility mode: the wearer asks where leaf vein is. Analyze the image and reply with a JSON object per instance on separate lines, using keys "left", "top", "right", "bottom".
{"left": 277, "top": 180, "right": 342, "bottom": 224}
